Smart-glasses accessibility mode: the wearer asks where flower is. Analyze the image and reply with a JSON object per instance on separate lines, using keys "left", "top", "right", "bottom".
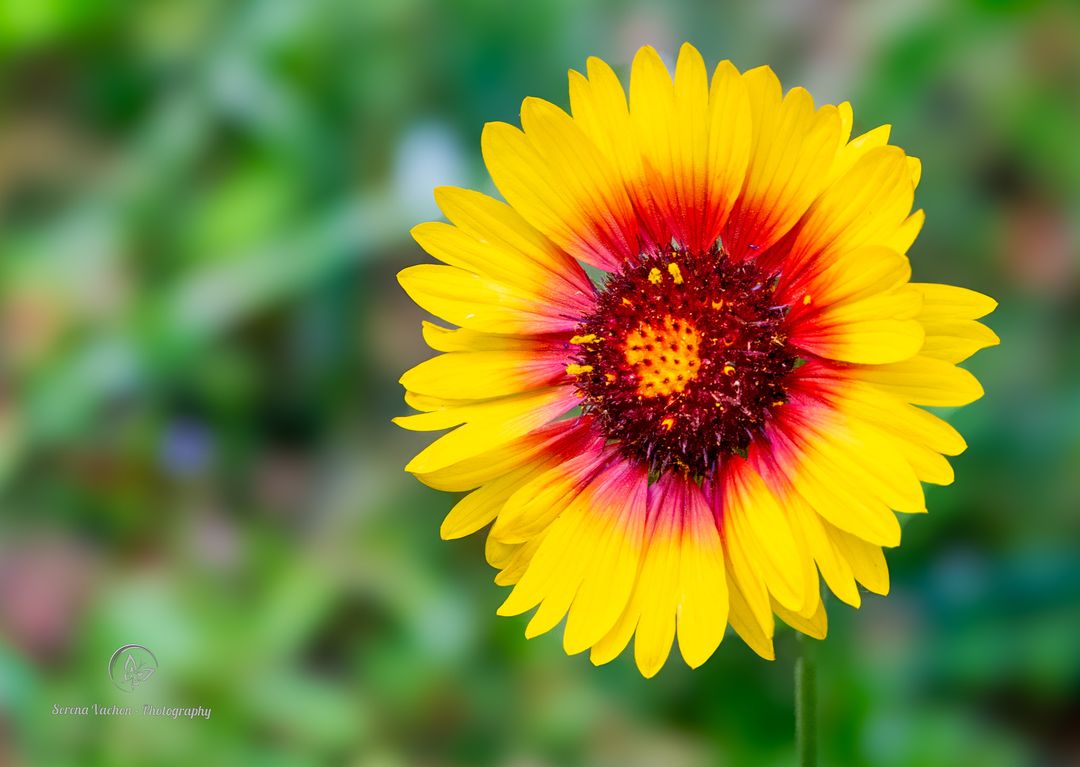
{"left": 395, "top": 43, "right": 998, "bottom": 677}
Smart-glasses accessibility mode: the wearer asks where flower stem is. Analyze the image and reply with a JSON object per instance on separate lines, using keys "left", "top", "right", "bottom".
{"left": 796, "top": 634, "right": 818, "bottom": 767}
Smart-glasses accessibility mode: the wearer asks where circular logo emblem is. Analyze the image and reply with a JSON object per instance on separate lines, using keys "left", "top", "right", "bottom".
{"left": 108, "top": 644, "right": 158, "bottom": 692}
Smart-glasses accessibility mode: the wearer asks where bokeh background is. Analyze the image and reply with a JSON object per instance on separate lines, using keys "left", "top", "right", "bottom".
{"left": 1, "top": 0, "right": 1078, "bottom": 765}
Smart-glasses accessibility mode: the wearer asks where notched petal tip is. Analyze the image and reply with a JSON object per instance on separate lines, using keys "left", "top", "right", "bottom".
{"left": 907, "top": 156, "right": 923, "bottom": 188}
{"left": 439, "top": 512, "right": 476, "bottom": 541}
{"left": 523, "top": 622, "right": 546, "bottom": 640}
{"left": 431, "top": 184, "right": 469, "bottom": 213}
{"left": 494, "top": 601, "right": 517, "bottom": 618}
{"left": 968, "top": 375, "right": 986, "bottom": 403}
{"left": 975, "top": 292, "right": 1000, "bottom": 317}
{"left": 675, "top": 42, "right": 705, "bottom": 70}
{"left": 395, "top": 264, "right": 427, "bottom": 292}
{"left": 743, "top": 63, "right": 779, "bottom": 80}
{"left": 631, "top": 43, "right": 671, "bottom": 79}
{"left": 409, "top": 221, "right": 445, "bottom": 251}
{"left": 741, "top": 64, "right": 782, "bottom": 102}
{"left": 710, "top": 58, "right": 740, "bottom": 83}
{"left": 519, "top": 94, "right": 556, "bottom": 116}
{"left": 479, "top": 120, "right": 522, "bottom": 154}
{"left": 585, "top": 55, "right": 617, "bottom": 78}
{"left": 633, "top": 43, "right": 663, "bottom": 60}
{"left": 635, "top": 655, "right": 666, "bottom": 679}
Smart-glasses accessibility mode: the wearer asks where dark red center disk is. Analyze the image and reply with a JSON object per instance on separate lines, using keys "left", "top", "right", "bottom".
{"left": 569, "top": 244, "right": 798, "bottom": 478}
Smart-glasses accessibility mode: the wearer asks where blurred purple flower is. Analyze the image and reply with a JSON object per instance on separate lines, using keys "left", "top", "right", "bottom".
{"left": 160, "top": 418, "right": 214, "bottom": 478}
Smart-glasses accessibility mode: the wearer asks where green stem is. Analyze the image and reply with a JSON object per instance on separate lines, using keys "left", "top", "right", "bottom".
{"left": 796, "top": 635, "right": 818, "bottom": 767}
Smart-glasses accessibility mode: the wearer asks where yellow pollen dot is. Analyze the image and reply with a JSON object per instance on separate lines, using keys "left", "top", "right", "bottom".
{"left": 803, "top": 294, "right": 813, "bottom": 305}
{"left": 667, "top": 262, "right": 683, "bottom": 284}
{"left": 605, "top": 373, "right": 616, "bottom": 383}
{"left": 723, "top": 364, "right": 736, "bottom": 376}
{"left": 711, "top": 298, "right": 725, "bottom": 310}
{"left": 648, "top": 267, "right": 663, "bottom": 285}
{"left": 771, "top": 400, "right": 785, "bottom": 407}
{"left": 566, "top": 363, "right": 593, "bottom": 375}
{"left": 622, "top": 315, "right": 701, "bottom": 397}
{"left": 660, "top": 416, "right": 676, "bottom": 430}
{"left": 622, "top": 297, "right": 634, "bottom": 307}
{"left": 570, "top": 333, "right": 599, "bottom": 344}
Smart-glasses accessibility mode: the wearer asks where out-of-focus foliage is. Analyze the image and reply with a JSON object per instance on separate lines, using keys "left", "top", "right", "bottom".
{"left": 0, "top": 0, "right": 1077, "bottom": 765}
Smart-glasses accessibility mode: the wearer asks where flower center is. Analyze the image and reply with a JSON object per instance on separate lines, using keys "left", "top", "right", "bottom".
{"left": 568, "top": 244, "right": 798, "bottom": 478}
{"left": 625, "top": 315, "right": 702, "bottom": 397}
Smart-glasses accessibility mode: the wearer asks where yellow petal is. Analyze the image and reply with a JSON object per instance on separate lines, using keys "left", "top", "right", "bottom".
{"left": 911, "top": 283, "right": 999, "bottom": 363}
{"left": 563, "top": 464, "right": 648, "bottom": 655}
{"left": 434, "top": 185, "right": 592, "bottom": 288}
{"left": 411, "top": 418, "right": 586, "bottom": 492}
{"left": 629, "top": 45, "right": 682, "bottom": 234}
{"left": 631, "top": 493, "right": 681, "bottom": 678}
{"left": 675, "top": 483, "right": 728, "bottom": 668}
{"left": 827, "top": 376, "right": 967, "bottom": 456}
{"left": 420, "top": 321, "right": 556, "bottom": 353}
{"left": 402, "top": 390, "right": 473, "bottom": 414}
{"left": 844, "top": 418, "right": 928, "bottom": 514}
{"left": 796, "top": 289, "right": 925, "bottom": 365}
{"left": 589, "top": 592, "right": 640, "bottom": 668}
{"left": 767, "top": 410, "right": 902, "bottom": 546}
{"left": 485, "top": 533, "right": 518, "bottom": 570}
{"left": 782, "top": 501, "right": 826, "bottom": 619}
{"left": 724, "top": 69, "right": 843, "bottom": 257}
{"left": 886, "top": 209, "right": 925, "bottom": 254}
{"left": 498, "top": 459, "right": 638, "bottom": 642}
{"left": 910, "top": 283, "right": 998, "bottom": 320}
{"left": 774, "top": 595, "right": 828, "bottom": 639}
{"left": 787, "top": 496, "right": 861, "bottom": 608}
{"left": 893, "top": 438, "right": 955, "bottom": 486}
{"left": 411, "top": 221, "right": 592, "bottom": 315}
{"left": 401, "top": 350, "right": 566, "bottom": 399}
{"left": 919, "top": 320, "right": 1000, "bottom": 363}
{"left": 441, "top": 458, "right": 558, "bottom": 540}
{"left": 720, "top": 484, "right": 775, "bottom": 630}
{"left": 822, "top": 123, "right": 892, "bottom": 189}
{"left": 704, "top": 59, "right": 753, "bottom": 242}
{"left": 492, "top": 446, "right": 606, "bottom": 544}
{"left": 786, "top": 146, "right": 915, "bottom": 276}
{"left": 907, "top": 156, "right": 922, "bottom": 187}
{"left": 567, "top": 57, "right": 661, "bottom": 249}
{"left": 836, "top": 101, "right": 854, "bottom": 144}
{"left": 397, "top": 387, "right": 577, "bottom": 474}
{"left": 789, "top": 245, "right": 911, "bottom": 308}
{"left": 851, "top": 355, "right": 984, "bottom": 407}
{"left": 568, "top": 57, "right": 638, "bottom": 175}
{"left": 724, "top": 461, "right": 808, "bottom": 612}
{"left": 726, "top": 561, "right": 776, "bottom": 660}
{"left": 825, "top": 521, "right": 890, "bottom": 595}
{"left": 497, "top": 487, "right": 594, "bottom": 623}
{"left": 490, "top": 533, "right": 543, "bottom": 586}
{"left": 629, "top": 44, "right": 718, "bottom": 250}
{"left": 590, "top": 476, "right": 725, "bottom": 676}
{"left": 482, "top": 99, "right": 637, "bottom": 271}
{"left": 398, "top": 264, "right": 576, "bottom": 334}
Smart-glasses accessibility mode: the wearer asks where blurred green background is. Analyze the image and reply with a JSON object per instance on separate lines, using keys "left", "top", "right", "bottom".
{"left": 0, "top": 0, "right": 1077, "bottom": 765}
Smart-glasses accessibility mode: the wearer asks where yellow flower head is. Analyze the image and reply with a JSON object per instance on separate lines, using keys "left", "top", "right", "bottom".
{"left": 395, "top": 44, "right": 998, "bottom": 677}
